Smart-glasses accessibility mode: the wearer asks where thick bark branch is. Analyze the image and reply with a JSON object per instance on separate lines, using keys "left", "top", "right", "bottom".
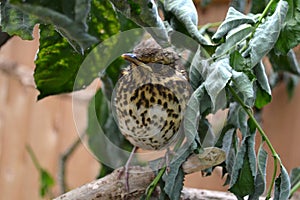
{"left": 54, "top": 147, "right": 227, "bottom": 200}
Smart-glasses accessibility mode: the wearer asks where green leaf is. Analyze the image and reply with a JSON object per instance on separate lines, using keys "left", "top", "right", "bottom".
{"left": 164, "top": 0, "right": 211, "bottom": 45}
{"left": 231, "top": 70, "right": 255, "bottom": 104}
{"left": 268, "top": 49, "right": 300, "bottom": 75}
{"left": 227, "top": 103, "right": 248, "bottom": 135}
{"left": 204, "top": 58, "right": 232, "bottom": 110}
{"left": 249, "top": 145, "right": 268, "bottom": 199}
{"left": 244, "top": 0, "right": 289, "bottom": 67}
{"left": 230, "top": 0, "right": 247, "bottom": 13}
{"left": 40, "top": 169, "right": 55, "bottom": 197}
{"left": 34, "top": 24, "right": 84, "bottom": 99}
{"left": 10, "top": 0, "right": 98, "bottom": 54}
{"left": 274, "top": 165, "right": 291, "bottom": 200}
{"left": 163, "top": 147, "right": 192, "bottom": 200}
{"left": 275, "top": 0, "right": 300, "bottom": 54}
{"left": 189, "top": 47, "right": 207, "bottom": 90}
{"left": 250, "top": 0, "right": 269, "bottom": 14}
{"left": 290, "top": 167, "right": 300, "bottom": 198}
{"left": 229, "top": 135, "right": 256, "bottom": 198}
{"left": 110, "top": 0, "right": 169, "bottom": 47}
{"left": 230, "top": 50, "right": 247, "bottom": 72}
{"left": 183, "top": 85, "right": 205, "bottom": 149}
{"left": 214, "top": 24, "right": 254, "bottom": 57}
{"left": 212, "top": 7, "right": 256, "bottom": 41}
{"left": 254, "top": 62, "right": 272, "bottom": 108}
{"left": 290, "top": 167, "right": 300, "bottom": 189}
{"left": 0, "top": 2, "right": 37, "bottom": 40}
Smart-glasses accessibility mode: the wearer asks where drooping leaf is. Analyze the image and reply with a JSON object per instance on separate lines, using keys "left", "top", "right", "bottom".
{"left": 110, "top": 0, "right": 169, "bottom": 47}
{"left": 249, "top": 144, "right": 268, "bottom": 199}
{"left": 10, "top": 0, "right": 98, "bottom": 54}
{"left": 0, "top": 2, "right": 37, "bottom": 40}
{"left": 189, "top": 47, "right": 207, "bottom": 90}
{"left": 212, "top": 7, "right": 256, "bottom": 42}
{"left": 164, "top": 0, "right": 211, "bottom": 45}
{"left": 250, "top": 0, "right": 269, "bottom": 14}
{"left": 214, "top": 24, "right": 254, "bottom": 57}
{"left": 231, "top": 70, "right": 255, "bottom": 105}
{"left": 290, "top": 167, "right": 300, "bottom": 189}
{"left": 244, "top": 0, "right": 289, "bottom": 67}
{"left": 204, "top": 58, "right": 232, "bottom": 110}
{"left": 230, "top": 0, "right": 247, "bottom": 13}
{"left": 268, "top": 49, "right": 300, "bottom": 75}
{"left": 230, "top": 50, "right": 247, "bottom": 72}
{"left": 162, "top": 148, "right": 191, "bottom": 200}
{"left": 274, "top": 165, "right": 291, "bottom": 200}
{"left": 275, "top": 0, "right": 300, "bottom": 54}
{"left": 229, "top": 134, "right": 256, "bottom": 198}
{"left": 227, "top": 103, "right": 248, "bottom": 135}
{"left": 183, "top": 84, "right": 205, "bottom": 149}
{"left": 254, "top": 62, "right": 272, "bottom": 108}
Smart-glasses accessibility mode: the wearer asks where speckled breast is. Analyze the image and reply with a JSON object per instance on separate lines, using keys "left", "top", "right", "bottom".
{"left": 112, "top": 63, "right": 192, "bottom": 150}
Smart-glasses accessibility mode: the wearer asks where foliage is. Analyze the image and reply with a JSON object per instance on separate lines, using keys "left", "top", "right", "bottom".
{"left": 2, "top": 0, "right": 300, "bottom": 199}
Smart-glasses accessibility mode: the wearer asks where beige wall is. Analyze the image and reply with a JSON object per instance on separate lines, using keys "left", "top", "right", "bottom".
{"left": 1, "top": 2, "right": 300, "bottom": 199}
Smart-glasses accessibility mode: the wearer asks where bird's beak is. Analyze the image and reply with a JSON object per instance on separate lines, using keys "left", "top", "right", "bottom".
{"left": 121, "top": 53, "right": 138, "bottom": 63}
{"left": 121, "top": 53, "right": 153, "bottom": 71}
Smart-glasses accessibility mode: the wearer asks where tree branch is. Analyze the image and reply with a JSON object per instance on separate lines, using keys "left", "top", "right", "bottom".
{"left": 54, "top": 147, "right": 226, "bottom": 200}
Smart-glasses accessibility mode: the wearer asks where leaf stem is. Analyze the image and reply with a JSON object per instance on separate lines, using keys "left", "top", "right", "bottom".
{"left": 145, "top": 167, "right": 166, "bottom": 199}
{"left": 245, "top": 0, "right": 276, "bottom": 50}
{"left": 290, "top": 180, "right": 300, "bottom": 198}
{"left": 228, "top": 84, "right": 280, "bottom": 198}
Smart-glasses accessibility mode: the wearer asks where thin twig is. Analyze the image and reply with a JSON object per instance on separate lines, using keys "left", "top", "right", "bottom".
{"left": 58, "top": 132, "right": 86, "bottom": 194}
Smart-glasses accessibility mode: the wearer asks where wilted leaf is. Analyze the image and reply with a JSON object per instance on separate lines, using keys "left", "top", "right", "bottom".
{"left": 212, "top": 7, "right": 256, "bottom": 41}
{"left": 275, "top": 0, "right": 300, "bottom": 54}
{"left": 164, "top": 0, "right": 211, "bottom": 45}
{"left": 274, "top": 165, "right": 291, "bottom": 200}
{"left": 0, "top": 2, "right": 37, "bottom": 40}
{"left": 249, "top": 144, "right": 268, "bottom": 199}
{"left": 250, "top": 0, "right": 269, "bottom": 14}
{"left": 227, "top": 103, "right": 248, "bottom": 135}
{"left": 214, "top": 24, "right": 254, "bottom": 57}
{"left": 110, "top": 0, "right": 169, "bottom": 47}
{"left": 229, "top": 134, "right": 256, "bottom": 198}
{"left": 290, "top": 167, "right": 300, "bottom": 189}
{"left": 268, "top": 49, "right": 300, "bottom": 75}
{"left": 231, "top": 70, "right": 255, "bottom": 105}
{"left": 254, "top": 62, "right": 272, "bottom": 108}
{"left": 230, "top": 0, "right": 247, "bottom": 13}
{"left": 10, "top": 0, "right": 98, "bottom": 54}
{"left": 244, "top": 0, "right": 288, "bottom": 67}
{"left": 204, "top": 58, "right": 232, "bottom": 110}
{"left": 183, "top": 85, "right": 205, "bottom": 149}
{"left": 163, "top": 146, "right": 192, "bottom": 200}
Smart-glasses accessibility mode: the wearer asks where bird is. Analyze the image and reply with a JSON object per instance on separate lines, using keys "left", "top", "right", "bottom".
{"left": 111, "top": 48, "right": 192, "bottom": 190}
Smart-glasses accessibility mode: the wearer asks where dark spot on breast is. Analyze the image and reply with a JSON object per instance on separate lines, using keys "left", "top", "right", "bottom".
{"left": 150, "top": 96, "right": 155, "bottom": 103}
{"left": 168, "top": 93, "right": 173, "bottom": 101}
{"left": 163, "top": 102, "right": 168, "bottom": 109}
{"left": 174, "top": 96, "right": 179, "bottom": 104}
{"left": 172, "top": 114, "right": 179, "bottom": 118}
{"left": 129, "top": 109, "right": 133, "bottom": 116}
{"left": 178, "top": 105, "right": 181, "bottom": 112}
{"left": 136, "top": 120, "right": 140, "bottom": 124}
{"left": 157, "top": 99, "right": 162, "bottom": 105}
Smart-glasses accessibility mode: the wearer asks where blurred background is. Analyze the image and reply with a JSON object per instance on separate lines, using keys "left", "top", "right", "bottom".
{"left": 1, "top": 0, "right": 300, "bottom": 199}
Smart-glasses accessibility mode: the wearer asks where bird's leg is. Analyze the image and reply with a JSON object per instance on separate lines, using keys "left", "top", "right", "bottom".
{"left": 118, "top": 146, "right": 137, "bottom": 191}
{"left": 165, "top": 147, "right": 171, "bottom": 174}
